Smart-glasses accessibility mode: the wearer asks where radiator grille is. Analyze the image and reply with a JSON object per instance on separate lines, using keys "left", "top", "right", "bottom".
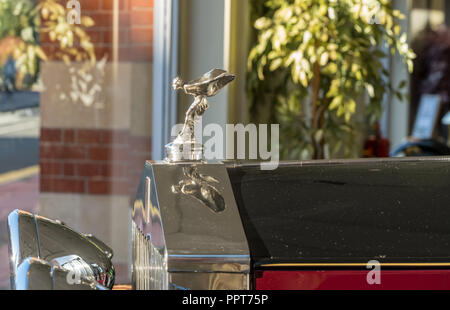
{"left": 132, "top": 221, "right": 167, "bottom": 290}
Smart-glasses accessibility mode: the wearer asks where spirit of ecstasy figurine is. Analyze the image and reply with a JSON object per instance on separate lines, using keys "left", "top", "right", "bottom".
{"left": 165, "top": 69, "right": 235, "bottom": 162}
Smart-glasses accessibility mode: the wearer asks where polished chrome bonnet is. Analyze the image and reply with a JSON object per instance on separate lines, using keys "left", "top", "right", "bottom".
{"left": 132, "top": 161, "right": 250, "bottom": 290}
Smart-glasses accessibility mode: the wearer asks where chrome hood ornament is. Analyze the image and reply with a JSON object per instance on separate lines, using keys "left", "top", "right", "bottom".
{"left": 165, "top": 69, "right": 235, "bottom": 162}
{"left": 131, "top": 69, "right": 249, "bottom": 290}
{"left": 171, "top": 165, "right": 226, "bottom": 213}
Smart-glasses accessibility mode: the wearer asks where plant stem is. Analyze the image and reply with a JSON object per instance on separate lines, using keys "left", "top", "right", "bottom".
{"left": 311, "top": 62, "right": 321, "bottom": 159}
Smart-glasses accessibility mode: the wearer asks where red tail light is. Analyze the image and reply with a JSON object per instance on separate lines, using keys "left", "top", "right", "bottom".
{"left": 255, "top": 270, "right": 450, "bottom": 290}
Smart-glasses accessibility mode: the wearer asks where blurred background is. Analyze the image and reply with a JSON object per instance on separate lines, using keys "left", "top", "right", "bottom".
{"left": 0, "top": 0, "right": 449, "bottom": 288}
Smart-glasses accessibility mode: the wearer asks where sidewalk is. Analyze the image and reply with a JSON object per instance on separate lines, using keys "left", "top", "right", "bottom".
{"left": 0, "top": 108, "right": 39, "bottom": 175}
{"left": 0, "top": 108, "right": 39, "bottom": 138}
{"left": 0, "top": 244, "right": 9, "bottom": 289}
{"left": 0, "top": 173, "right": 39, "bottom": 221}
{"left": 0, "top": 172, "right": 39, "bottom": 290}
{"left": 0, "top": 107, "right": 40, "bottom": 289}
{"left": 0, "top": 107, "right": 40, "bottom": 221}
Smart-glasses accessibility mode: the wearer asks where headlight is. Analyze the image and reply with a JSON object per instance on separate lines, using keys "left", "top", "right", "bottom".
{"left": 8, "top": 209, "right": 115, "bottom": 289}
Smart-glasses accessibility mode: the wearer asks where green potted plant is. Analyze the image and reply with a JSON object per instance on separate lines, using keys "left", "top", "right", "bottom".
{"left": 247, "top": 0, "right": 416, "bottom": 159}
{"left": 0, "top": 0, "right": 95, "bottom": 93}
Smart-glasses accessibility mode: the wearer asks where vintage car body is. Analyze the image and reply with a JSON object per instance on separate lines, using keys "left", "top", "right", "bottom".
{"left": 128, "top": 156, "right": 450, "bottom": 290}
{"left": 8, "top": 156, "right": 450, "bottom": 290}
{"left": 226, "top": 157, "right": 450, "bottom": 290}
{"left": 131, "top": 162, "right": 250, "bottom": 290}
{"left": 6, "top": 69, "right": 450, "bottom": 290}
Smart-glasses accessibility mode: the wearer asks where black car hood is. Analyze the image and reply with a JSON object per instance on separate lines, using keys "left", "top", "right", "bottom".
{"left": 227, "top": 158, "right": 450, "bottom": 267}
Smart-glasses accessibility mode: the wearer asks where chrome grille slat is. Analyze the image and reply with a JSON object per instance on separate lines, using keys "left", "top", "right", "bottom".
{"left": 132, "top": 221, "right": 167, "bottom": 290}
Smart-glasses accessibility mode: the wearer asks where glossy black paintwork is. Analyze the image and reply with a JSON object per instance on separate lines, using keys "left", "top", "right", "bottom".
{"left": 227, "top": 158, "right": 450, "bottom": 266}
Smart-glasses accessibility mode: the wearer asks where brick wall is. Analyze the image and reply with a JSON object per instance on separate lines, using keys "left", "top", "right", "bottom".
{"left": 41, "top": 0, "right": 154, "bottom": 62}
{"left": 40, "top": 128, "right": 151, "bottom": 196}
{"left": 39, "top": 0, "right": 154, "bottom": 196}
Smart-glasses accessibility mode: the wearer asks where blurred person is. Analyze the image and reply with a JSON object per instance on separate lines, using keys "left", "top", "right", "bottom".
{"left": 411, "top": 25, "right": 450, "bottom": 140}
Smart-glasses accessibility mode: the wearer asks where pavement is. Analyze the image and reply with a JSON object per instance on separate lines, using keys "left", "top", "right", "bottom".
{"left": 0, "top": 91, "right": 39, "bottom": 113}
{"left": 0, "top": 108, "right": 39, "bottom": 174}
{"left": 0, "top": 174, "right": 39, "bottom": 290}
{"left": 0, "top": 108, "right": 131, "bottom": 288}
{"left": 0, "top": 108, "right": 40, "bottom": 290}
{"left": 0, "top": 245, "right": 9, "bottom": 289}
{"left": 0, "top": 108, "right": 39, "bottom": 137}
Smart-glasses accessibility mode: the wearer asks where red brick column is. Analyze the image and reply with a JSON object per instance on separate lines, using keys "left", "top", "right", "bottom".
{"left": 39, "top": 0, "right": 154, "bottom": 196}
{"left": 41, "top": 0, "right": 154, "bottom": 62}
{"left": 40, "top": 129, "right": 151, "bottom": 196}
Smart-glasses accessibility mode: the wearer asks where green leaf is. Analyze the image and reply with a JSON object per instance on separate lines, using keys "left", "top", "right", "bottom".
{"left": 365, "top": 83, "right": 375, "bottom": 98}
{"left": 323, "top": 63, "right": 338, "bottom": 75}
{"left": 269, "top": 58, "right": 283, "bottom": 71}
{"left": 246, "top": 0, "right": 415, "bottom": 160}
{"left": 255, "top": 17, "right": 271, "bottom": 30}
{"left": 319, "top": 52, "right": 329, "bottom": 66}
{"left": 407, "top": 59, "right": 414, "bottom": 73}
{"left": 348, "top": 99, "right": 356, "bottom": 114}
{"left": 299, "top": 71, "right": 308, "bottom": 87}
{"left": 314, "top": 129, "right": 324, "bottom": 143}
{"left": 329, "top": 95, "right": 343, "bottom": 110}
